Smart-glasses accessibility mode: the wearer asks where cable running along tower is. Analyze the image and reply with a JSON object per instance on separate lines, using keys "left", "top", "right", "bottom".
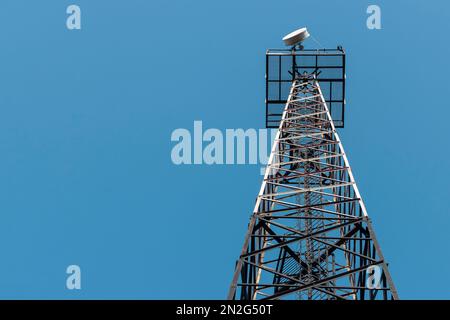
{"left": 228, "top": 28, "right": 398, "bottom": 300}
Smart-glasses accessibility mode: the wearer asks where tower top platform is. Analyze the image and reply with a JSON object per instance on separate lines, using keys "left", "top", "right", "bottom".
{"left": 265, "top": 47, "right": 346, "bottom": 128}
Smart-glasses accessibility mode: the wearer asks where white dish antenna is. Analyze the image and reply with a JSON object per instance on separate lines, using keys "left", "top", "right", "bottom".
{"left": 282, "top": 27, "right": 310, "bottom": 46}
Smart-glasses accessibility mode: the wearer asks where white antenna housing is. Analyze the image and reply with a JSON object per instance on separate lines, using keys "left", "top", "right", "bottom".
{"left": 282, "top": 27, "right": 310, "bottom": 46}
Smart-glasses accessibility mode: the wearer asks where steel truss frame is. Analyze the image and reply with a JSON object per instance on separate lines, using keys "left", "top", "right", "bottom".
{"left": 228, "top": 75, "right": 398, "bottom": 300}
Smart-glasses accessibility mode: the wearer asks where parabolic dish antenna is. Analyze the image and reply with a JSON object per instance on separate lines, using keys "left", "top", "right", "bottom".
{"left": 282, "top": 27, "right": 310, "bottom": 46}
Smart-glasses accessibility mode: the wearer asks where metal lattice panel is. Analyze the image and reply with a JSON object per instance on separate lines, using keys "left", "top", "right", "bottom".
{"left": 228, "top": 75, "right": 398, "bottom": 300}
{"left": 266, "top": 48, "right": 345, "bottom": 128}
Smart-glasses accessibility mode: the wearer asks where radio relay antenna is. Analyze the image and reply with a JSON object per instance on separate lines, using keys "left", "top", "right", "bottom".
{"left": 228, "top": 28, "right": 398, "bottom": 300}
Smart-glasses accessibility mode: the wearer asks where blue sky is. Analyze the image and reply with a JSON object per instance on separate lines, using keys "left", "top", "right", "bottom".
{"left": 0, "top": 0, "right": 448, "bottom": 299}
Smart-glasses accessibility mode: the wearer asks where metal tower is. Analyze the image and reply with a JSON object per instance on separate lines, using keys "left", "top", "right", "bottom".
{"left": 228, "top": 31, "right": 398, "bottom": 300}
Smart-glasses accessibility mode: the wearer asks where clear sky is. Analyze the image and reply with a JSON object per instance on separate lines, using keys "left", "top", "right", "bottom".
{"left": 0, "top": 0, "right": 448, "bottom": 299}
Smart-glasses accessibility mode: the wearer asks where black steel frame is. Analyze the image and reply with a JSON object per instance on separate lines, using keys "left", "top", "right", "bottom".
{"left": 266, "top": 47, "right": 346, "bottom": 128}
